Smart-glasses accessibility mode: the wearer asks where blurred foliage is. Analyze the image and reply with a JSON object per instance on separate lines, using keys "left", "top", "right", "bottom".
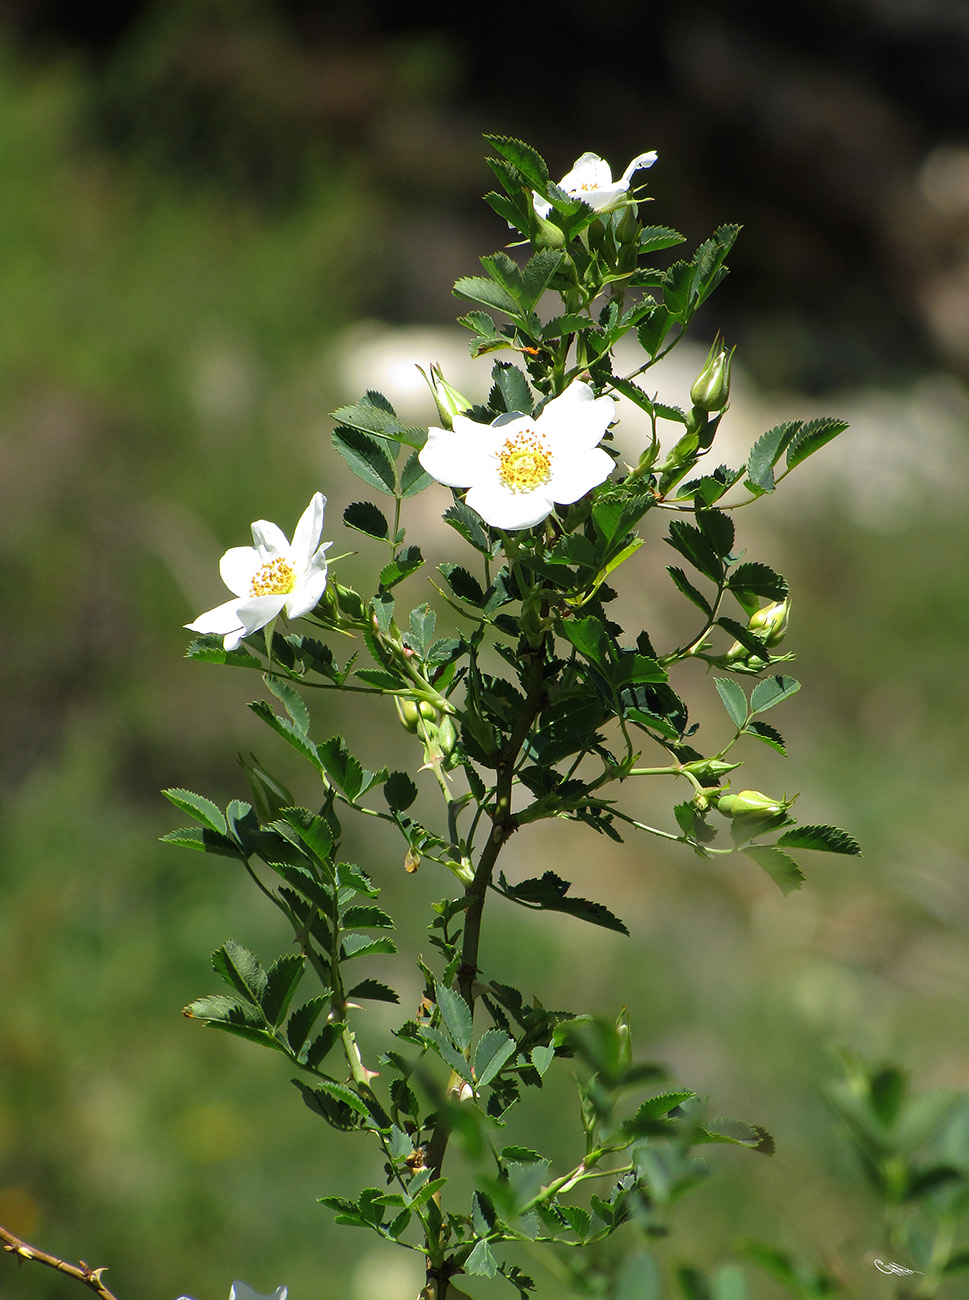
{"left": 0, "top": 3, "right": 967, "bottom": 1300}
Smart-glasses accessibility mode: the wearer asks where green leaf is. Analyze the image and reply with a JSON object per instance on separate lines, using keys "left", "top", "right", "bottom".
{"left": 342, "top": 905, "right": 394, "bottom": 930}
{"left": 474, "top": 1029, "right": 517, "bottom": 1088}
{"left": 786, "top": 417, "right": 849, "bottom": 470}
{"left": 777, "top": 824, "right": 861, "bottom": 855}
{"left": 698, "top": 1118, "right": 775, "bottom": 1155}
{"left": 437, "top": 983, "right": 473, "bottom": 1052}
{"left": 400, "top": 450, "right": 434, "bottom": 497}
{"left": 639, "top": 225, "right": 686, "bottom": 253}
{"left": 521, "top": 249, "right": 563, "bottom": 309}
{"left": 420, "top": 1024, "right": 473, "bottom": 1083}
{"left": 744, "top": 421, "right": 801, "bottom": 494}
{"left": 162, "top": 789, "right": 227, "bottom": 835}
{"left": 344, "top": 500, "right": 389, "bottom": 541}
{"left": 212, "top": 941, "right": 267, "bottom": 1005}
{"left": 332, "top": 427, "right": 397, "bottom": 496}
{"left": 346, "top": 978, "right": 400, "bottom": 1004}
{"left": 697, "top": 508, "right": 735, "bottom": 558}
{"left": 558, "top": 615, "right": 608, "bottom": 665}
{"left": 667, "top": 565, "right": 713, "bottom": 615}
{"left": 497, "top": 871, "right": 629, "bottom": 935}
{"left": 161, "top": 825, "right": 240, "bottom": 858}
{"left": 444, "top": 502, "right": 491, "bottom": 553}
{"left": 185, "top": 635, "right": 263, "bottom": 670}
{"left": 286, "top": 997, "right": 327, "bottom": 1053}
{"left": 439, "top": 562, "right": 485, "bottom": 606}
{"left": 261, "top": 953, "right": 305, "bottom": 1027}
{"left": 341, "top": 934, "right": 396, "bottom": 960}
{"left": 750, "top": 675, "right": 800, "bottom": 714}
{"left": 379, "top": 546, "right": 424, "bottom": 590}
{"left": 249, "top": 699, "right": 325, "bottom": 775}
{"left": 384, "top": 770, "right": 418, "bottom": 812}
{"left": 666, "top": 520, "right": 722, "bottom": 582}
{"left": 454, "top": 275, "right": 520, "bottom": 316}
{"left": 265, "top": 675, "right": 310, "bottom": 735}
{"left": 277, "top": 806, "right": 334, "bottom": 867}
{"left": 465, "top": 1239, "right": 499, "bottom": 1279}
{"left": 484, "top": 134, "right": 550, "bottom": 191}
{"left": 728, "top": 562, "right": 789, "bottom": 606}
{"left": 407, "top": 603, "right": 436, "bottom": 657}
{"left": 714, "top": 678, "right": 748, "bottom": 729}
{"left": 744, "top": 845, "right": 805, "bottom": 895}
{"left": 317, "top": 736, "right": 364, "bottom": 800}
{"left": 492, "top": 361, "right": 532, "bottom": 415}
{"left": 744, "top": 719, "right": 786, "bottom": 755}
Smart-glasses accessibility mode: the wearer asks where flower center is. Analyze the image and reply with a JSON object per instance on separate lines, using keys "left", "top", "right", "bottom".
{"left": 497, "top": 429, "right": 553, "bottom": 493}
{"left": 250, "top": 556, "right": 296, "bottom": 597}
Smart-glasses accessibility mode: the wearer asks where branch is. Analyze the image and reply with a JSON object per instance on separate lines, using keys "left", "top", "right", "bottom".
{"left": 0, "top": 1223, "right": 123, "bottom": 1300}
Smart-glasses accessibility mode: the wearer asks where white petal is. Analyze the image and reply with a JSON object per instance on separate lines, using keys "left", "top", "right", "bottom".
{"left": 546, "top": 446, "right": 614, "bottom": 503}
{"left": 250, "top": 519, "right": 291, "bottom": 557}
{"left": 219, "top": 546, "right": 260, "bottom": 597}
{"left": 286, "top": 561, "right": 329, "bottom": 618}
{"left": 532, "top": 194, "right": 552, "bottom": 219}
{"left": 559, "top": 152, "right": 613, "bottom": 193}
{"left": 620, "top": 150, "right": 658, "bottom": 188}
{"left": 290, "top": 493, "right": 326, "bottom": 569}
{"left": 230, "top": 1284, "right": 288, "bottom": 1300}
{"left": 465, "top": 481, "right": 554, "bottom": 530}
{"left": 584, "top": 184, "right": 626, "bottom": 212}
{"left": 536, "top": 382, "right": 616, "bottom": 453}
{"left": 234, "top": 594, "right": 288, "bottom": 636}
{"left": 185, "top": 598, "right": 245, "bottom": 638}
{"left": 419, "top": 423, "right": 495, "bottom": 488}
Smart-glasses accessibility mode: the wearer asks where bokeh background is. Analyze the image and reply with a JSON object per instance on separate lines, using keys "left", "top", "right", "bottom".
{"left": 2, "top": 1, "right": 969, "bottom": 1297}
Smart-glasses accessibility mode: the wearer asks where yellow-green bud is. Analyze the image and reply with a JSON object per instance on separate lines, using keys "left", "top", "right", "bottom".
{"left": 690, "top": 344, "right": 732, "bottom": 413}
{"left": 395, "top": 697, "right": 438, "bottom": 734}
{"left": 716, "top": 789, "right": 787, "bottom": 819}
{"left": 748, "top": 597, "right": 791, "bottom": 647}
{"left": 420, "top": 363, "right": 473, "bottom": 430}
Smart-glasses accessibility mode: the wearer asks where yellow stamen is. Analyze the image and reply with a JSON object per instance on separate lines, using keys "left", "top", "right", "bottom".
{"left": 497, "top": 428, "right": 553, "bottom": 493}
{"left": 250, "top": 556, "right": 296, "bottom": 597}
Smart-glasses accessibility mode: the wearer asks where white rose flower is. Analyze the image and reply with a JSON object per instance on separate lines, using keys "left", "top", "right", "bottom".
{"left": 186, "top": 493, "right": 331, "bottom": 651}
{"left": 418, "top": 380, "right": 616, "bottom": 531}
{"left": 534, "top": 149, "right": 658, "bottom": 218}
{"left": 176, "top": 1281, "right": 287, "bottom": 1300}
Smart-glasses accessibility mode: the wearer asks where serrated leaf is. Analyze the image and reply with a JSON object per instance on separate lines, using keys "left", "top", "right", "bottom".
{"left": 420, "top": 1024, "right": 473, "bottom": 1083}
{"left": 666, "top": 520, "right": 722, "bottom": 582}
{"left": 400, "top": 450, "right": 434, "bottom": 497}
{"left": 776, "top": 824, "right": 861, "bottom": 855}
{"left": 744, "top": 421, "right": 802, "bottom": 494}
{"left": 714, "top": 677, "right": 748, "bottom": 729}
{"left": 728, "top": 562, "right": 789, "bottom": 604}
{"left": 249, "top": 699, "right": 324, "bottom": 775}
{"left": 697, "top": 508, "right": 734, "bottom": 558}
{"left": 484, "top": 134, "right": 551, "bottom": 191}
{"left": 492, "top": 361, "right": 532, "bottom": 415}
{"left": 439, "top": 562, "right": 485, "bottom": 606}
{"left": 342, "top": 905, "right": 394, "bottom": 930}
{"left": 786, "top": 417, "right": 849, "bottom": 470}
{"left": 265, "top": 675, "right": 310, "bottom": 735}
{"left": 346, "top": 978, "right": 400, "bottom": 1004}
{"left": 437, "top": 983, "right": 473, "bottom": 1051}
{"left": 454, "top": 275, "right": 520, "bottom": 316}
{"left": 443, "top": 502, "right": 491, "bottom": 553}
{"left": 286, "top": 996, "right": 327, "bottom": 1053}
{"left": 262, "top": 953, "right": 305, "bottom": 1027}
{"left": 344, "top": 500, "right": 389, "bottom": 541}
{"left": 744, "top": 719, "right": 787, "bottom": 754}
{"left": 465, "top": 1239, "right": 499, "bottom": 1279}
{"left": 161, "top": 825, "right": 240, "bottom": 858}
{"left": 340, "top": 934, "right": 396, "bottom": 960}
{"left": 317, "top": 736, "right": 364, "bottom": 800}
{"left": 558, "top": 615, "right": 608, "bottom": 665}
{"left": 185, "top": 634, "right": 263, "bottom": 669}
{"left": 474, "top": 1029, "right": 517, "bottom": 1088}
{"left": 744, "top": 845, "right": 805, "bottom": 895}
{"left": 162, "top": 789, "right": 227, "bottom": 835}
{"left": 497, "top": 871, "right": 629, "bottom": 934}
{"left": 212, "top": 941, "right": 267, "bottom": 1005}
{"left": 667, "top": 566, "right": 713, "bottom": 615}
{"left": 750, "top": 675, "right": 800, "bottom": 714}
{"left": 332, "top": 427, "right": 397, "bottom": 495}
{"left": 384, "top": 770, "right": 418, "bottom": 812}
{"left": 379, "top": 545, "right": 424, "bottom": 590}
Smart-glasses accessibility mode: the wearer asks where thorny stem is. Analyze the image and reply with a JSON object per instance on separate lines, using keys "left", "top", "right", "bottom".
{"left": 0, "top": 1225, "right": 122, "bottom": 1300}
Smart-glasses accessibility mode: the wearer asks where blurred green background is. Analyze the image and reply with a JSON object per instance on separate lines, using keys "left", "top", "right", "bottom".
{"left": 2, "top": 1, "right": 969, "bottom": 1297}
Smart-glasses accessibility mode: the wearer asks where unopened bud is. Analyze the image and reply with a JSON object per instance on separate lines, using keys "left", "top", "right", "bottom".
{"left": 716, "top": 789, "right": 787, "bottom": 820}
{"left": 420, "top": 363, "right": 473, "bottom": 430}
{"left": 395, "top": 697, "right": 438, "bottom": 734}
{"left": 690, "top": 343, "right": 732, "bottom": 413}
{"left": 748, "top": 597, "right": 791, "bottom": 647}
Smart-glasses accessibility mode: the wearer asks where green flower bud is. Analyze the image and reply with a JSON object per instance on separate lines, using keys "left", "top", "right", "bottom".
{"left": 395, "top": 697, "right": 438, "bottom": 734}
{"left": 682, "top": 758, "right": 742, "bottom": 781}
{"left": 748, "top": 597, "right": 791, "bottom": 647}
{"left": 419, "top": 363, "right": 473, "bottom": 430}
{"left": 689, "top": 343, "right": 732, "bottom": 413}
{"left": 716, "top": 789, "right": 787, "bottom": 819}
{"left": 238, "top": 753, "right": 294, "bottom": 822}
